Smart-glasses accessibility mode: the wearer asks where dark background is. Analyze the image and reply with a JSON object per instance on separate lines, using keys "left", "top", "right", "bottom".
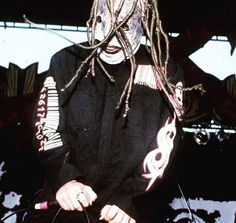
{"left": 0, "top": 0, "right": 235, "bottom": 36}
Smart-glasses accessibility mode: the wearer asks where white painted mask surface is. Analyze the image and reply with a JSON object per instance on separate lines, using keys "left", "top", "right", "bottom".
{"left": 94, "top": 0, "right": 146, "bottom": 64}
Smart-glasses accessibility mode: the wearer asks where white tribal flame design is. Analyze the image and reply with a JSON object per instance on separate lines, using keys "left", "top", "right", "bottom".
{"left": 142, "top": 115, "right": 176, "bottom": 191}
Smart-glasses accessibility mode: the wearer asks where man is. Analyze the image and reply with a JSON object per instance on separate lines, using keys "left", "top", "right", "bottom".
{"left": 26, "top": 0, "right": 184, "bottom": 222}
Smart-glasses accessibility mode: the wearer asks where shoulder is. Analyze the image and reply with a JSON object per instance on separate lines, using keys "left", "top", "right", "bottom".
{"left": 50, "top": 41, "right": 91, "bottom": 65}
{"left": 167, "top": 56, "right": 184, "bottom": 85}
{"left": 48, "top": 42, "right": 92, "bottom": 86}
{"left": 135, "top": 44, "right": 184, "bottom": 85}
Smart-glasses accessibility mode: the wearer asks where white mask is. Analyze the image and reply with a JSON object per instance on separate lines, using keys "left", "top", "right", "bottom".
{"left": 94, "top": 0, "right": 146, "bottom": 64}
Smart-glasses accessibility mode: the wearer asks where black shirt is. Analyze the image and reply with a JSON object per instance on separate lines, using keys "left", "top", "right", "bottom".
{"left": 32, "top": 42, "right": 184, "bottom": 223}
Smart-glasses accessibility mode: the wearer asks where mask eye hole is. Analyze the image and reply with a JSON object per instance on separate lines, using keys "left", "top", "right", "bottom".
{"left": 96, "top": 16, "right": 102, "bottom": 23}
{"left": 121, "top": 23, "right": 130, "bottom": 31}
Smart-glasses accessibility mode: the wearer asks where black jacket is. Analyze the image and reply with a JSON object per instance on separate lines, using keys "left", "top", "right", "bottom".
{"left": 32, "top": 42, "right": 184, "bottom": 223}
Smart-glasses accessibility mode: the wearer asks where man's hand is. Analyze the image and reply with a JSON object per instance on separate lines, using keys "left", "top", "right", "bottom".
{"left": 56, "top": 180, "right": 97, "bottom": 211}
{"left": 100, "top": 205, "right": 136, "bottom": 223}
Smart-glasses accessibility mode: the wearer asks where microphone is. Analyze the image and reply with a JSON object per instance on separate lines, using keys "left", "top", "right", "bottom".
{"left": 34, "top": 199, "right": 90, "bottom": 223}
{"left": 34, "top": 191, "right": 88, "bottom": 210}
{"left": 34, "top": 200, "right": 59, "bottom": 210}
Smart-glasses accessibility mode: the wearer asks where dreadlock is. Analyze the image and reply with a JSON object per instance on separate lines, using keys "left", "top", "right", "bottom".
{"left": 89, "top": 0, "right": 184, "bottom": 120}
{"left": 24, "top": 0, "right": 192, "bottom": 120}
{"left": 62, "top": 0, "right": 141, "bottom": 117}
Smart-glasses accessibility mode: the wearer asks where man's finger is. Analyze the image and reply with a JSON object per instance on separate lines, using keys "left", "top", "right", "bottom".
{"left": 76, "top": 192, "right": 89, "bottom": 208}
{"left": 103, "top": 205, "right": 119, "bottom": 221}
{"left": 129, "top": 218, "right": 136, "bottom": 223}
{"left": 83, "top": 186, "right": 97, "bottom": 204}
{"left": 110, "top": 208, "right": 125, "bottom": 223}
{"left": 57, "top": 194, "right": 74, "bottom": 211}
{"left": 119, "top": 214, "right": 129, "bottom": 223}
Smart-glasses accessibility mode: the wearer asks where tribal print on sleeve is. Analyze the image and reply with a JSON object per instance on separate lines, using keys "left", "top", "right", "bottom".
{"left": 142, "top": 115, "right": 177, "bottom": 191}
{"left": 35, "top": 76, "right": 63, "bottom": 152}
{"left": 142, "top": 81, "right": 183, "bottom": 191}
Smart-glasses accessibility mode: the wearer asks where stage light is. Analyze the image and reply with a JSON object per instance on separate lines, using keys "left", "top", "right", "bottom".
{"left": 215, "top": 129, "right": 230, "bottom": 142}
{"left": 194, "top": 129, "right": 210, "bottom": 145}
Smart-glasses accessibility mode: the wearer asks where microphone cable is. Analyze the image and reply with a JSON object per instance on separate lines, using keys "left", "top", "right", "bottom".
{"left": 0, "top": 204, "right": 90, "bottom": 223}
{"left": 175, "top": 178, "right": 199, "bottom": 223}
{"left": 0, "top": 208, "right": 27, "bottom": 223}
{"left": 51, "top": 206, "right": 90, "bottom": 223}
{"left": 34, "top": 199, "right": 91, "bottom": 223}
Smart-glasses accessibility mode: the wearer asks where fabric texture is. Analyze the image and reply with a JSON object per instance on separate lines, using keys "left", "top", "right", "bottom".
{"left": 27, "top": 42, "right": 184, "bottom": 223}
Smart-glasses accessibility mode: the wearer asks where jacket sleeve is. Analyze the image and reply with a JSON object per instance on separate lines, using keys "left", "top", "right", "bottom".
{"left": 33, "top": 54, "right": 83, "bottom": 192}
{"left": 107, "top": 109, "right": 183, "bottom": 219}
{"left": 106, "top": 58, "right": 184, "bottom": 218}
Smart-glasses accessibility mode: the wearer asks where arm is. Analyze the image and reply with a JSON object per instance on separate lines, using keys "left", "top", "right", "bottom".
{"left": 33, "top": 54, "right": 97, "bottom": 210}
{"left": 34, "top": 74, "right": 80, "bottom": 191}
{"left": 103, "top": 108, "right": 182, "bottom": 219}
{"left": 100, "top": 59, "right": 184, "bottom": 222}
